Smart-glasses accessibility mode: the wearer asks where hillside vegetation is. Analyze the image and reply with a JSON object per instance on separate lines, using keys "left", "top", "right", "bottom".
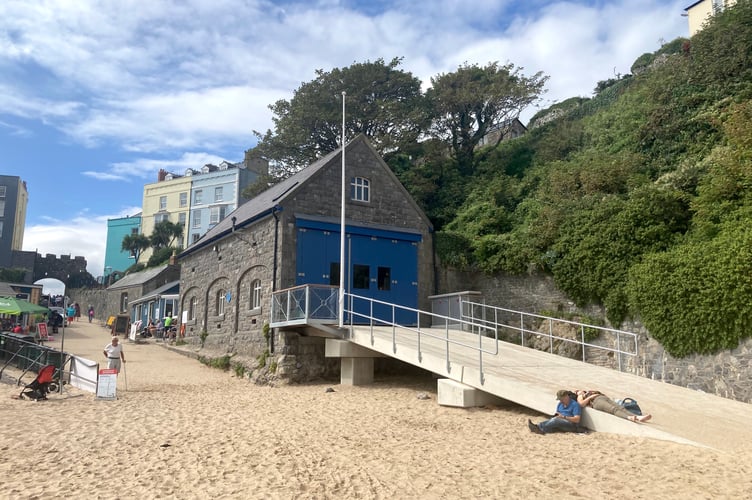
{"left": 424, "top": 2, "right": 752, "bottom": 357}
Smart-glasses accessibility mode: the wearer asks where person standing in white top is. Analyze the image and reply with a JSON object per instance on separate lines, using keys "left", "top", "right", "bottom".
{"left": 103, "top": 336, "right": 126, "bottom": 373}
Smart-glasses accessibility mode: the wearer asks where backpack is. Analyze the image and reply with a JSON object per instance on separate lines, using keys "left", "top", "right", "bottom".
{"left": 616, "top": 397, "right": 642, "bottom": 416}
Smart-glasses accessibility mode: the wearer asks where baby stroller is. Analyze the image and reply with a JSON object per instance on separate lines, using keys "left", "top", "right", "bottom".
{"left": 20, "top": 365, "right": 57, "bottom": 401}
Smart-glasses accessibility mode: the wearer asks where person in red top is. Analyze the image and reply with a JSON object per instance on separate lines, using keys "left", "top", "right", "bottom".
{"left": 11, "top": 324, "right": 23, "bottom": 333}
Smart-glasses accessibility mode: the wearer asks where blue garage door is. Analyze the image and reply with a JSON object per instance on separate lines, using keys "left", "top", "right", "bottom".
{"left": 295, "top": 219, "right": 420, "bottom": 325}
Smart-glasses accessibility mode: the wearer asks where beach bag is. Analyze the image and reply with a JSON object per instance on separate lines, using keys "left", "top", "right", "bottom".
{"left": 616, "top": 397, "right": 642, "bottom": 416}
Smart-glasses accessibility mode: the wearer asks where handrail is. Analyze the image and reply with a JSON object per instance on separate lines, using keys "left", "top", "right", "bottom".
{"left": 460, "top": 299, "right": 638, "bottom": 371}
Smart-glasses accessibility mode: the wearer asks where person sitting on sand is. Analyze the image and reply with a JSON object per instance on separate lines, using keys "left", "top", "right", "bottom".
{"left": 575, "top": 390, "right": 652, "bottom": 423}
{"left": 528, "top": 390, "right": 584, "bottom": 435}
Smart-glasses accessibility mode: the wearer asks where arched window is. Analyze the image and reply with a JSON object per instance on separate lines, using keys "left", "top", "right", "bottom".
{"left": 188, "top": 297, "right": 197, "bottom": 320}
{"left": 250, "top": 279, "right": 262, "bottom": 310}
{"left": 216, "top": 289, "right": 226, "bottom": 315}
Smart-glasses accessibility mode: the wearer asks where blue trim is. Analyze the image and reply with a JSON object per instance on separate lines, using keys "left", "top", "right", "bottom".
{"left": 296, "top": 217, "right": 422, "bottom": 242}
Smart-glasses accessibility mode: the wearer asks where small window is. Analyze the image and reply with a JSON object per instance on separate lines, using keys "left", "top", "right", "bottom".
{"left": 120, "top": 293, "right": 129, "bottom": 312}
{"left": 378, "top": 267, "right": 391, "bottom": 291}
{"left": 0, "top": 186, "right": 6, "bottom": 197}
{"left": 155, "top": 213, "right": 169, "bottom": 223}
{"left": 192, "top": 210, "right": 201, "bottom": 228}
{"left": 210, "top": 206, "right": 226, "bottom": 225}
{"left": 214, "top": 186, "right": 223, "bottom": 202}
{"left": 191, "top": 233, "right": 200, "bottom": 243}
{"left": 350, "top": 177, "right": 370, "bottom": 202}
{"left": 131, "top": 227, "right": 139, "bottom": 235}
{"left": 0, "top": 200, "right": 4, "bottom": 217}
{"left": 250, "top": 279, "right": 262, "bottom": 309}
{"left": 188, "top": 297, "right": 197, "bottom": 320}
{"left": 352, "top": 264, "right": 370, "bottom": 289}
{"left": 159, "top": 196, "right": 167, "bottom": 210}
{"left": 179, "top": 192, "right": 188, "bottom": 207}
{"left": 194, "top": 190, "right": 203, "bottom": 204}
{"left": 216, "top": 290, "right": 226, "bottom": 315}
{"left": 0, "top": 221, "right": 3, "bottom": 238}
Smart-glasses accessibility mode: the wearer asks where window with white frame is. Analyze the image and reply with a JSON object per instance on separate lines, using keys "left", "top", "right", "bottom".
{"left": 194, "top": 190, "right": 203, "bottom": 204}
{"left": 0, "top": 221, "right": 3, "bottom": 238}
{"left": 155, "top": 213, "right": 169, "bottom": 223}
{"left": 189, "top": 297, "right": 197, "bottom": 320}
{"left": 210, "top": 206, "right": 226, "bottom": 225}
{"left": 214, "top": 186, "right": 223, "bottom": 202}
{"left": 350, "top": 177, "right": 370, "bottom": 202}
{"left": 0, "top": 200, "right": 4, "bottom": 217}
{"left": 216, "top": 289, "right": 226, "bottom": 315}
{"left": 250, "top": 279, "right": 262, "bottom": 310}
{"left": 179, "top": 192, "right": 187, "bottom": 207}
{"left": 0, "top": 186, "right": 5, "bottom": 197}
{"left": 192, "top": 210, "right": 201, "bottom": 228}
{"left": 159, "top": 196, "right": 167, "bottom": 210}
{"left": 178, "top": 212, "right": 186, "bottom": 227}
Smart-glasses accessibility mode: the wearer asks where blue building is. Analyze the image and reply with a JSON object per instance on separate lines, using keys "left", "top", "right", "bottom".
{"left": 186, "top": 160, "right": 261, "bottom": 246}
{"left": 103, "top": 213, "right": 142, "bottom": 280}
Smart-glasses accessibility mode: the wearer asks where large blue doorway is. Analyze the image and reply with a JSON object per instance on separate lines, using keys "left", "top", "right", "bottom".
{"left": 295, "top": 218, "right": 420, "bottom": 325}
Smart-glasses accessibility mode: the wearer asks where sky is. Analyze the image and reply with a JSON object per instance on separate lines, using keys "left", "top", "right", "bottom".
{"left": 0, "top": 0, "right": 690, "bottom": 278}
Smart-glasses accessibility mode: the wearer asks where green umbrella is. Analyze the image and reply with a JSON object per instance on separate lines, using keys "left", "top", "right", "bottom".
{"left": 0, "top": 296, "right": 50, "bottom": 315}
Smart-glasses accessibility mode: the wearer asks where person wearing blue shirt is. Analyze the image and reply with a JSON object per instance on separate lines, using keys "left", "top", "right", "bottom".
{"left": 528, "top": 390, "right": 584, "bottom": 435}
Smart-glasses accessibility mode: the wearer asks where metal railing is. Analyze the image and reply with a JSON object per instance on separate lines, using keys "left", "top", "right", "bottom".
{"left": 270, "top": 285, "right": 500, "bottom": 384}
{"left": 344, "top": 292, "right": 499, "bottom": 384}
{"left": 459, "top": 299, "right": 638, "bottom": 371}
{"left": 270, "top": 284, "right": 339, "bottom": 325}
{"left": 0, "top": 332, "right": 67, "bottom": 383}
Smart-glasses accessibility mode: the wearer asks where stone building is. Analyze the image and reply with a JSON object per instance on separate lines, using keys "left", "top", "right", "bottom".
{"left": 177, "top": 135, "right": 435, "bottom": 379}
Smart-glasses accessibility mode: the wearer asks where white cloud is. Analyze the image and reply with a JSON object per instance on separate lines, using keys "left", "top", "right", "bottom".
{"left": 22, "top": 206, "right": 142, "bottom": 277}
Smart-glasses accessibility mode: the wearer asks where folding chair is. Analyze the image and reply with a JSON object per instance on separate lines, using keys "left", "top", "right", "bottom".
{"left": 19, "top": 365, "right": 56, "bottom": 401}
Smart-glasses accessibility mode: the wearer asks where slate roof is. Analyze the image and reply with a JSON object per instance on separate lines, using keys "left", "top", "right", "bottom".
{"left": 178, "top": 134, "right": 432, "bottom": 259}
{"left": 128, "top": 280, "right": 180, "bottom": 305}
{"left": 107, "top": 264, "right": 170, "bottom": 290}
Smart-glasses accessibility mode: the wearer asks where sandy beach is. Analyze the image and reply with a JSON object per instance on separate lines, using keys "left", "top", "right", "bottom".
{"left": 1, "top": 320, "right": 750, "bottom": 499}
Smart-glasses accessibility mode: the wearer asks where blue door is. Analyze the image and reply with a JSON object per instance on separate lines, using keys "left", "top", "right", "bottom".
{"left": 296, "top": 219, "right": 420, "bottom": 325}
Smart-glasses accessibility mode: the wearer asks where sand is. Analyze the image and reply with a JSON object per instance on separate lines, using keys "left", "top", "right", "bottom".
{"left": 1, "top": 320, "right": 751, "bottom": 499}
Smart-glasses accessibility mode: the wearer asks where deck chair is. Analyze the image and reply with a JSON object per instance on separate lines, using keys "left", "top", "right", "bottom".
{"left": 20, "top": 365, "right": 56, "bottom": 401}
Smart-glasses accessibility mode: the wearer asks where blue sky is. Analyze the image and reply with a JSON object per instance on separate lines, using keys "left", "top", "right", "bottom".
{"left": 0, "top": 0, "right": 690, "bottom": 277}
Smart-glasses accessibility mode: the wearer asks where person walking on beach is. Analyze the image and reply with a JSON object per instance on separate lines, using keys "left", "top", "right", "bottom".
{"left": 103, "top": 336, "right": 126, "bottom": 374}
{"left": 528, "top": 390, "right": 584, "bottom": 435}
{"left": 576, "top": 390, "right": 652, "bottom": 423}
{"left": 66, "top": 304, "right": 75, "bottom": 326}
{"left": 88, "top": 305, "right": 95, "bottom": 323}
{"left": 74, "top": 303, "right": 81, "bottom": 322}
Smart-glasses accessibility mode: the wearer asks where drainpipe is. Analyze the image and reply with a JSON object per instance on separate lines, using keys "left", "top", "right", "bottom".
{"left": 270, "top": 206, "right": 280, "bottom": 354}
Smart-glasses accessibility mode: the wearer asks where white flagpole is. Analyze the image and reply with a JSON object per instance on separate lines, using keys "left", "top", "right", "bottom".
{"left": 339, "top": 91, "right": 346, "bottom": 328}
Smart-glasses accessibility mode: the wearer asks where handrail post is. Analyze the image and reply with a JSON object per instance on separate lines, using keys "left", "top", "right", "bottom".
{"left": 581, "top": 325, "right": 586, "bottom": 363}
{"left": 617, "top": 331, "right": 622, "bottom": 371}
{"left": 445, "top": 323, "right": 451, "bottom": 374}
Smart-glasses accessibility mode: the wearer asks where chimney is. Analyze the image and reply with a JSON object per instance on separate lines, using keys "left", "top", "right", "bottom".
{"left": 158, "top": 169, "right": 167, "bottom": 182}
{"left": 244, "top": 149, "right": 269, "bottom": 176}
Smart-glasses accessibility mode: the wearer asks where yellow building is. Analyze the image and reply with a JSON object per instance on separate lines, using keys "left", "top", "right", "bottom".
{"left": 140, "top": 170, "right": 192, "bottom": 263}
{"left": 685, "top": 0, "right": 737, "bottom": 36}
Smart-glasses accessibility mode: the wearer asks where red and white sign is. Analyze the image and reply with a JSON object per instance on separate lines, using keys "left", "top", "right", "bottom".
{"left": 96, "top": 368, "right": 118, "bottom": 400}
{"left": 37, "top": 322, "right": 49, "bottom": 341}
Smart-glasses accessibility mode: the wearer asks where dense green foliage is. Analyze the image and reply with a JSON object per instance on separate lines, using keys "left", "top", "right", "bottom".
{"left": 426, "top": 1, "right": 752, "bottom": 356}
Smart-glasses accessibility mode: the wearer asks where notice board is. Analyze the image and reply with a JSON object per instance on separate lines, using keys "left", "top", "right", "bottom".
{"left": 96, "top": 368, "right": 118, "bottom": 400}
{"left": 112, "top": 314, "right": 129, "bottom": 336}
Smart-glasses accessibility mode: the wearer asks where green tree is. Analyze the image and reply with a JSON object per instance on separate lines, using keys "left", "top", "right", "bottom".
{"left": 150, "top": 221, "right": 184, "bottom": 250}
{"left": 253, "top": 57, "right": 428, "bottom": 176}
{"left": 426, "top": 62, "right": 548, "bottom": 173}
{"left": 121, "top": 233, "right": 151, "bottom": 264}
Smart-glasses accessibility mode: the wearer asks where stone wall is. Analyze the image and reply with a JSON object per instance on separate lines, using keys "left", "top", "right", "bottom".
{"left": 437, "top": 267, "right": 752, "bottom": 403}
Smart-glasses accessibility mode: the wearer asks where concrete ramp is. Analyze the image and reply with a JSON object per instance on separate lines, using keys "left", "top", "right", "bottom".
{"left": 339, "top": 324, "right": 750, "bottom": 453}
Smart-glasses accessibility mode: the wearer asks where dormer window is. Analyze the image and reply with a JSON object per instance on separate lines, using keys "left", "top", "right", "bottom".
{"left": 350, "top": 177, "right": 370, "bottom": 202}
{"left": 185, "top": 169, "right": 194, "bottom": 176}
{"left": 165, "top": 173, "right": 174, "bottom": 181}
